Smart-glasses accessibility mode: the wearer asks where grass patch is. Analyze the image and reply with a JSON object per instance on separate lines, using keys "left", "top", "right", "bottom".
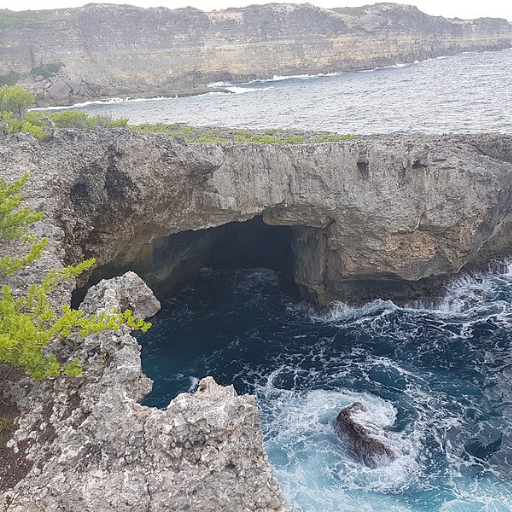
{"left": 0, "top": 9, "right": 66, "bottom": 31}
{"left": 283, "top": 135, "right": 305, "bottom": 144}
{"left": 126, "top": 122, "right": 356, "bottom": 145}
{"left": 331, "top": 6, "right": 368, "bottom": 16}
{"left": 311, "top": 134, "right": 357, "bottom": 143}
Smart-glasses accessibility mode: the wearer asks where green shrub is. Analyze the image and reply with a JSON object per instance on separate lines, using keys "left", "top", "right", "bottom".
{"left": 107, "top": 118, "right": 129, "bottom": 128}
{"left": 0, "top": 71, "right": 20, "bottom": 87}
{"left": 0, "top": 84, "right": 35, "bottom": 119}
{"left": 0, "top": 173, "right": 151, "bottom": 380}
{"left": 29, "top": 62, "right": 64, "bottom": 80}
{"left": 0, "top": 418, "right": 12, "bottom": 435}
{"left": 48, "top": 110, "right": 89, "bottom": 128}
{"left": 21, "top": 122, "right": 48, "bottom": 141}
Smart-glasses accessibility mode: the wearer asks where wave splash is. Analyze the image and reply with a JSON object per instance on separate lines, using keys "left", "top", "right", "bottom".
{"left": 138, "top": 262, "right": 512, "bottom": 511}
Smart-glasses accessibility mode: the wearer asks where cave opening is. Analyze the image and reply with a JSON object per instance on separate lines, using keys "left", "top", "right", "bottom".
{"left": 73, "top": 216, "right": 294, "bottom": 306}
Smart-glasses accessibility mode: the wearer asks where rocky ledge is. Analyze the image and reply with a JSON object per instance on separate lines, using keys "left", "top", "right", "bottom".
{"left": 2, "top": 130, "right": 512, "bottom": 305}
{"left": 2, "top": 129, "right": 512, "bottom": 509}
{"left": 0, "top": 272, "right": 292, "bottom": 512}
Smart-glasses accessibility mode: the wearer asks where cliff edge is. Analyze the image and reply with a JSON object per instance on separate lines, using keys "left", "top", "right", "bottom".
{"left": 1, "top": 130, "right": 512, "bottom": 305}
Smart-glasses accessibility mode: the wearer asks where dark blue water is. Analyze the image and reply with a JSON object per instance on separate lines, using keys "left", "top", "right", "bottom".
{"left": 137, "top": 265, "right": 512, "bottom": 511}
{"left": 73, "top": 49, "right": 512, "bottom": 134}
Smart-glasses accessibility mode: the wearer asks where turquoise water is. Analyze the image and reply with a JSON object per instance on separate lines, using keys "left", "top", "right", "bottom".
{"left": 103, "top": 46, "right": 512, "bottom": 510}
{"left": 137, "top": 264, "right": 512, "bottom": 511}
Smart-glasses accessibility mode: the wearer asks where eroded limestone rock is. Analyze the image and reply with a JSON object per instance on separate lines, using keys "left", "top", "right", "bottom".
{"left": 0, "top": 273, "right": 292, "bottom": 512}
{"left": 1, "top": 4, "right": 511, "bottom": 106}
{"left": 2, "top": 130, "right": 512, "bottom": 304}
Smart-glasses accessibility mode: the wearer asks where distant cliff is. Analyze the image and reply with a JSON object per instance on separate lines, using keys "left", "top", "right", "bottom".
{"left": 0, "top": 2, "right": 511, "bottom": 106}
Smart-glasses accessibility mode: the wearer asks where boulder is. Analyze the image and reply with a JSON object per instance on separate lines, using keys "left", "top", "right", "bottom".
{"left": 333, "top": 402, "right": 396, "bottom": 466}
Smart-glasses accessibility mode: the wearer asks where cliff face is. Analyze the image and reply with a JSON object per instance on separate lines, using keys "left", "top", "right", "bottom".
{"left": 1, "top": 2, "right": 511, "bottom": 106}
{"left": 1, "top": 130, "right": 512, "bottom": 305}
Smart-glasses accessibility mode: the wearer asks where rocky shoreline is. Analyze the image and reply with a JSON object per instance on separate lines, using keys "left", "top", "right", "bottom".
{"left": 2, "top": 129, "right": 512, "bottom": 509}
{"left": 0, "top": 273, "right": 291, "bottom": 511}
{"left": 1, "top": 3, "right": 511, "bottom": 106}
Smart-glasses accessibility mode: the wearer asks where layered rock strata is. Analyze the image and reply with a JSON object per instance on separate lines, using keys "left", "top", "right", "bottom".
{"left": 0, "top": 3, "right": 511, "bottom": 106}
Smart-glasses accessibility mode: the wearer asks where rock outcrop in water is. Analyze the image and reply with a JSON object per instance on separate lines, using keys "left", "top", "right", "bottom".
{"left": 2, "top": 130, "right": 512, "bottom": 305}
{"left": 333, "top": 403, "right": 396, "bottom": 466}
{"left": 0, "top": 272, "right": 292, "bottom": 512}
{"left": 0, "top": 3, "right": 511, "bottom": 106}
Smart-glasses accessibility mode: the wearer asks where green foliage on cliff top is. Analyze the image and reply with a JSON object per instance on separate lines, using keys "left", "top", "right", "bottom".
{"left": 0, "top": 85, "right": 35, "bottom": 119}
{"left": 0, "top": 9, "right": 65, "bottom": 30}
{"left": 0, "top": 85, "right": 126, "bottom": 141}
{"left": 331, "top": 6, "right": 369, "bottom": 16}
{"left": 0, "top": 173, "right": 151, "bottom": 380}
{"left": 0, "top": 85, "right": 356, "bottom": 145}
{"left": 128, "top": 123, "right": 355, "bottom": 145}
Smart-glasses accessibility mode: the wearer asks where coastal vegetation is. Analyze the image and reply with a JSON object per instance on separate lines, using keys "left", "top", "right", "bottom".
{"left": 127, "top": 123, "right": 356, "bottom": 144}
{"left": 0, "top": 85, "right": 356, "bottom": 144}
{"left": 0, "top": 8, "right": 63, "bottom": 30}
{"left": 330, "top": 6, "right": 369, "bottom": 16}
{"left": 0, "top": 173, "right": 151, "bottom": 381}
{"left": 29, "top": 62, "right": 65, "bottom": 80}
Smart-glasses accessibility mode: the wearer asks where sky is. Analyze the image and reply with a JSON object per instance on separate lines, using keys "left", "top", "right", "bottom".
{"left": 1, "top": 0, "right": 511, "bottom": 22}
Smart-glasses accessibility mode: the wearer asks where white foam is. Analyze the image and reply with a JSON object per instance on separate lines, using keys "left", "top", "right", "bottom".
{"left": 188, "top": 376, "right": 199, "bottom": 392}
{"left": 30, "top": 95, "right": 173, "bottom": 112}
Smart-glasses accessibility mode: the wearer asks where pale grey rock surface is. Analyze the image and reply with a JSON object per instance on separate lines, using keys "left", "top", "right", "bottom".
{"left": 0, "top": 273, "right": 292, "bottom": 512}
{"left": 2, "top": 129, "right": 512, "bottom": 510}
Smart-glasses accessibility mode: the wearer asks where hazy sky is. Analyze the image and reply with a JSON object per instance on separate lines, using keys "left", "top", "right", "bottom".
{"left": 1, "top": 0, "right": 512, "bottom": 22}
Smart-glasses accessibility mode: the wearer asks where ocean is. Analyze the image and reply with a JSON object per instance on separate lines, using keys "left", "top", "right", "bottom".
{"left": 75, "top": 49, "right": 512, "bottom": 135}
{"left": 90, "top": 48, "right": 512, "bottom": 511}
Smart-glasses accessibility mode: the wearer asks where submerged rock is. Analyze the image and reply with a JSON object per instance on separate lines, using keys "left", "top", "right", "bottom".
{"left": 333, "top": 402, "right": 396, "bottom": 467}
{"left": 0, "top": 273, "right": 291, "bottom": 512}
{"left": 465, "top": 430, "right": 503, "bottom": 460}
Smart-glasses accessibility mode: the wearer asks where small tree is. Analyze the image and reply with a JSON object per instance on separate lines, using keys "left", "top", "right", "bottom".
{"left": 0, "top": 85, "right": 35, "bottom": 120}
{"left": 0, "top": 173, "right": 150, "bottom": 380}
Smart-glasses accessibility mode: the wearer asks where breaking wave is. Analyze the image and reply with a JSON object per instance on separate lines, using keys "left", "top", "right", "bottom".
{"left": 138, "top": 262, "right": 512, "bottom": 511}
